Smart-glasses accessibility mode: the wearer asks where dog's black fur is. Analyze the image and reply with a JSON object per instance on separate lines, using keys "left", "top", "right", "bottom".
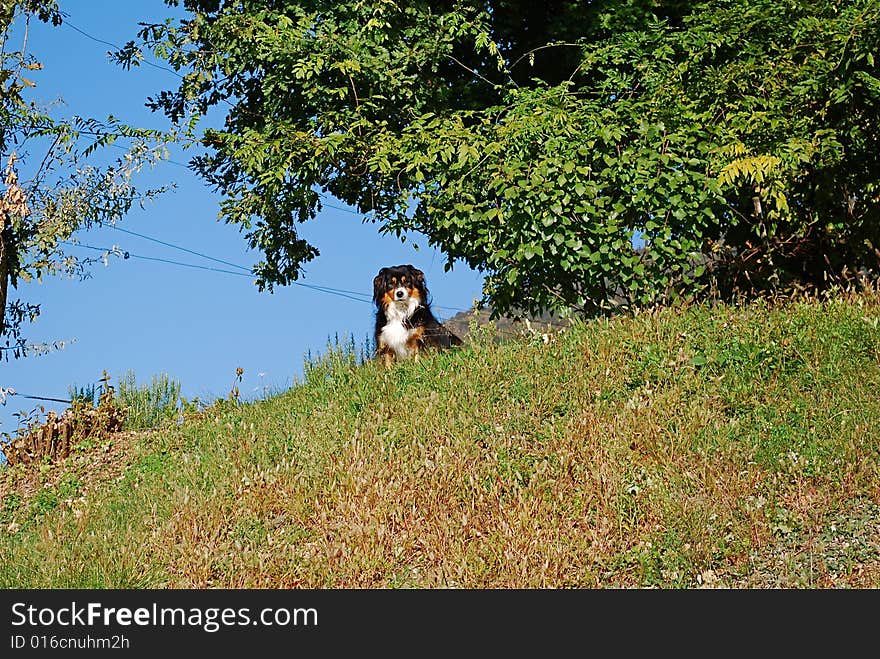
{"left": 373, "top": 264, "right": 462, "bottom": 366}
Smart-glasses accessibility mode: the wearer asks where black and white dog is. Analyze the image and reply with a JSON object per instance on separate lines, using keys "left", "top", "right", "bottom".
{"left": 373, "top": 264, "right": 462, "bottom": 366}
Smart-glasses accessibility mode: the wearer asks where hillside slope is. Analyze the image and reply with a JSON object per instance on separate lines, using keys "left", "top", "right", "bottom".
{"left": 2, "top": 290, "right": 879, "bottom": 588}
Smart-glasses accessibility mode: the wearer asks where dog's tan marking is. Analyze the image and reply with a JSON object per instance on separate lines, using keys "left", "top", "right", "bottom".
{"left": 406, "top": 325, "right": 424, "bottom": 361}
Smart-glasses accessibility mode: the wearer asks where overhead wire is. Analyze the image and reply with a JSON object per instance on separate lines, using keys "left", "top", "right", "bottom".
{"left": 58, "top": 15, "right": 473, "bottom": 313}
{"left": 3, "top": 16, "right": 476, "bottom": 415}
{"left": 63, "top": 19, "right": 183, "bottom": 79}
{"left": 64, "top": 235, "right": 470, "bottom": 312}
{"left": 60, "top": 240, "right": 384, "bottom": 306}
{"left": 108, "top": 225, "right": 250, "bottom": 272}
{"left": 61, "top": 240, "right": 254, "bottom": 278}
{"left": 2, "top": 392, "right": 73, "bottom": 404}
{"left": 106, "top": 225, "right": 392, "bottom": 300}
{"left": 60, "top": 18, "right": 385, "bottom": 219}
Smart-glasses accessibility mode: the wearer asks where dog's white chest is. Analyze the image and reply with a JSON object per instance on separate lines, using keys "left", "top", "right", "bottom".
{"left": 380, "top": 320, "right": 413, "bottom": 359}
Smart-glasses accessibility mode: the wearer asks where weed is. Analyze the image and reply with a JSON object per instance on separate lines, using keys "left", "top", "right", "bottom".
{"left": 68, "top": 382, "right": 98, "bottom": 406}
{"left": 116, "top": 370, "right": 182, "bottom": 430}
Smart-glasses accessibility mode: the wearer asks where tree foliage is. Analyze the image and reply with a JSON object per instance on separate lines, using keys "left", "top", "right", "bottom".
{"left": 129, "top": 0, "right": 880, "bottom": 316}
{"left": 1, "top": 0, "right": 173, "bottom": 358}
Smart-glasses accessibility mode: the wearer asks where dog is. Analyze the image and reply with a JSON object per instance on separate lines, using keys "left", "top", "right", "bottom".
{"left": 373, "top": 264, "right": 463, "bottom": 366}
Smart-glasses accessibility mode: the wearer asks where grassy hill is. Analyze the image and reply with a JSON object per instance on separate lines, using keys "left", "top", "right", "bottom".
{"left": 1, "top": 289, "right": 879, "bottom": 588}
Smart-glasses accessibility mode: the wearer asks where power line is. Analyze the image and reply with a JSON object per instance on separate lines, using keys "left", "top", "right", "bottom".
{"left": 63, "top": 20, "right": 183, "bottom": 79}
{"left": 105, "top": 139, "right": 370, "bottom": 218}
{"left": 105, "top": 140, "right": 368, "bottom": 217}
{"left": 61, "top": 240, "right": 380, "bottom": 305}
{"left": 108, "top": 225, "right": 250, "bottom": 272}
{"left": 58, "top": 17, "right": 471, "bottom": 313}
{"left": 3, "top": 392, "right": 73, "bottom": 405}
{"left": 61, "top": 16, "right": 373, "bottom": 219}
{"left": 121, "top": 228, "right": 470, "bottom": 311}
{"left": 107, "top": 225, "right": 379, "bottom": 299}
{"left": 319, "top": 196, "right": 368, "bottom": 216}
{"left": 63, "top": 237, "right": 470, "bottom": 312}
{"left": 61, "top": 240, "right": 255, "bottom": 278}
{"left": 92, "top": 231, "right": 376, "bottom": 302}
{"left": 108, "top": 141, "right": 194, "bottom": 171}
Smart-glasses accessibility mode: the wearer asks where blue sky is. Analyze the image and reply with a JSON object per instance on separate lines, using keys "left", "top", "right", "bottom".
{"left": 1, "top": 1, "right": 485, "bottom": 433}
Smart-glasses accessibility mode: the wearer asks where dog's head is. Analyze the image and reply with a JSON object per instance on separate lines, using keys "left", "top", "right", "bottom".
{"left": 373, "top": 264, "right": 428, "bottom": 311}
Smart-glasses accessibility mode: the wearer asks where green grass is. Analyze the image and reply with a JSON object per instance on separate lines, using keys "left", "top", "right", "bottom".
{"left": 1, "top": 472, "right": 81, "bottom": 535}
{"left": 115, "top": 370, "right": 182, "bottom": 430}
{"left": 1, "top": 289, "right": 879, "bottom": 588}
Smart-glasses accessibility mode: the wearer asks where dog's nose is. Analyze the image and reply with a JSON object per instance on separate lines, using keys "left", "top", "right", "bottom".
{"left": 395, "top": 289, "right": 406, "bottom": 300}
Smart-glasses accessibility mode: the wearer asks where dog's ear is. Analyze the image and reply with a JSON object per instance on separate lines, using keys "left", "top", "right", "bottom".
{"left": 411, "top": 267, "right": 428, "bottom": 300}
{"left": 373, "top": 269, "right": 388, "bottom": 305}
{"left": 403, "top": 266, "right": 424, "bottom": 284}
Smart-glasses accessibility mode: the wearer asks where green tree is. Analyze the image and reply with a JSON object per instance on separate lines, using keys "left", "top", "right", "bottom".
{"left": 1, "top": 0, "right": 172, "bottom": 358}
{"left": 126, "top": 0, "right": 879, "bottom": 316}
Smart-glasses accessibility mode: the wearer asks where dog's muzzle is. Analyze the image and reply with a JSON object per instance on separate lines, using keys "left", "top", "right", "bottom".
{"left": 394, "top": 288, "right": 408, "bottom": 301}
